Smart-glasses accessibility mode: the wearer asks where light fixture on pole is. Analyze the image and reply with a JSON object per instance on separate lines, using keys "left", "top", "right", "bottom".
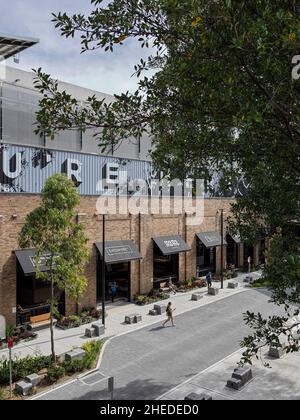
{"left": 102, "top": 214, "right": 106, "bottom": 327}
{"left": 220, "top": 209, "right": 224, "bottom": 290}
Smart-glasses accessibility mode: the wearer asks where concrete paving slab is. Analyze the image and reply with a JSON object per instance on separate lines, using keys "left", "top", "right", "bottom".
{"left": 159, "top": 350, "right": 300, "bottom": 401}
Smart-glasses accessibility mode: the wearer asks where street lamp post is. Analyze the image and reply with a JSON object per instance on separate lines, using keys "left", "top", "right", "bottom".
{"left": 102, "top": 214, "right": 106, "bottom": 327}
{"left": 220, "top": 209, "right": 224, "bottom": 290}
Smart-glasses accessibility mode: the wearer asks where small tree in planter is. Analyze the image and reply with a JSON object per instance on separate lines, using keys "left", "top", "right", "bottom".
{"left": 19, "top": 173, "right": 89, "bottom": 364}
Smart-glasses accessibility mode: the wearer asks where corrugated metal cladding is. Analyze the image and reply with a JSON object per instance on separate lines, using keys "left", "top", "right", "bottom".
{"left": 0, "top": 143, "right": 155, "bottom": 195}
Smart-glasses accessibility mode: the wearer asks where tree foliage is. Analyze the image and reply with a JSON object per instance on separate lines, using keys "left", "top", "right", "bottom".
{"left": 33, "top": 0, "right": 300, "bottom": 361}
{"left": 241, "top": 230, "right": 300, "bottom": 365}
{"left": 19, "top": 174, "right": 89, "bottom": 362}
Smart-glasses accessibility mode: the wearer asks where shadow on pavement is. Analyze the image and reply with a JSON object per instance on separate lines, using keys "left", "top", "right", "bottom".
{"left": 72, "top": 377, "right": 170, "bottom": 400}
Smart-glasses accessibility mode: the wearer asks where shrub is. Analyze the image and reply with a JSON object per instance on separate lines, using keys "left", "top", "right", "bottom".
{"left": 81, "top": 306, "right": 94, "bottom": 314}
{"left": 82, "top": 340, "right": 103, "bottom": 369}
{"left": 81, "top": 307, "right": 102, "bottom": 319}
{"left": 0, "top": 387, "right": 5, "bottom": 400}
{"left": 57, "top": 309, "right": 103, "bottom": 330}
{"left": 81, "top": 316, "right": 94, "bottom": 325}
{"left": 5, "top": 325, "right": 18, "bottom": 339}
{"left": 63, "top": 359, "right": 85, "bottom": 375}
{"left": 135, "top": 291, "right": 170, "bottom": 305}
{"left": 135, "top": 295, "right": 146, "bottom": 305}
{"left": 57, "top": 315, "right": 82, "bottom": 329}
{"left": 0, "top": 355, "right": 51, "bottom": 385}
{"left": 89, "top": 309, "right": 101, "bottom": 320}
{"left": 250, "top": 277, "right": 271, "bottom": 288}
{"left": 45, "top": 365, "right": 65, "bottom": 385}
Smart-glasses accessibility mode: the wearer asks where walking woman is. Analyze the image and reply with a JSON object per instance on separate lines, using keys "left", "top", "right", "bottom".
{"left": 162, "top": 302, "right": 176, "bottom": 327}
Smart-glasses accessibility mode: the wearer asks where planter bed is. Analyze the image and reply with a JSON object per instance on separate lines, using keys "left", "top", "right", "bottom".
{"left": 176, "top": 279, "right": 207, "bottom": 293}
{"left": 135, "top": 292, "right": 170, "bottom": 306}
{"left": 56, "top": 316, "right": 95, "bottom": 330}
{"left": 0, "top": 329, "right": 38, "bottom": 350}
{"left": 0, "top": 339, "right": 105, "bottom": 400}
{"left": 56, "top": 308, "right": 103, "bottom": 331}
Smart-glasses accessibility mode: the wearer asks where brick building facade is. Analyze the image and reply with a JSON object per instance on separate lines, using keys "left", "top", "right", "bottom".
{"left": 0, "top": 194, "right": 261, "bottom": 325}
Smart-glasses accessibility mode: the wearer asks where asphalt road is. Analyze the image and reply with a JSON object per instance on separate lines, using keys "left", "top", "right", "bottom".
{"left": 37, "top": 289, "right": 283, "bottom": 400}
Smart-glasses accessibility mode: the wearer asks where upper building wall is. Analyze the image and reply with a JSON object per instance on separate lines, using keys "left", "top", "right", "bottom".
{"left": 0, "top": 66, "right": 152, "bottom": 161}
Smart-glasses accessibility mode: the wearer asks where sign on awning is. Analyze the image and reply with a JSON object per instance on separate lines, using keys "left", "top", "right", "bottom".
{"left": 95, "top": 240, "right": 142, "bottom": 264}
{"left": 197, "top": 232, "right": 227, "bottom": 248}
{"left": 15, "top": 249, "right": 52, "bottom": 276}
{"left": 153, "top": 235, "right": 191, "bottom": 256}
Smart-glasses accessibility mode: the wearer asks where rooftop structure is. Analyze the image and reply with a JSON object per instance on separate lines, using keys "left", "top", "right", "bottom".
{"left": 0, "top": 34, "right": 39, "bottom": 60}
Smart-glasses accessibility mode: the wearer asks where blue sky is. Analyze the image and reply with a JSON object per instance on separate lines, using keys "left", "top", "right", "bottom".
{"left": 1, "top": 0, "right": 151, "bottom": 94}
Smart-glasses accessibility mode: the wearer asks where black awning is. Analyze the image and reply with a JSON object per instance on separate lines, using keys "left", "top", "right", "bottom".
{"left": 15, "top": 249, "right": 52, "bottom": 276}
{"left": 197, "top": 232, "right": 227, "bottom": 248}
{"left": 95, "top": 240, "right": 142, "bottom": 264}
{"left": 153, "top": 235, "right": 191, "bottom": 256}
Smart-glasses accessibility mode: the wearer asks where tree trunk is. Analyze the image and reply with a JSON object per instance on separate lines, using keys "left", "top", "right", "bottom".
{"left": 76, "top": 299, "right": 79, "bottom": 316}
{"left": 50, "top": 273, "right": 56, "bottom": 365}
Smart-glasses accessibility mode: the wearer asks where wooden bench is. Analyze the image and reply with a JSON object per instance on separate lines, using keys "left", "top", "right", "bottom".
{"left": 30, "top": 313, "right": 50, "bottom": 325}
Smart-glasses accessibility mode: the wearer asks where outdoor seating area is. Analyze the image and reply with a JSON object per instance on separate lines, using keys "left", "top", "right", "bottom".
{"left": 17, "top": 304, "right": 51, "bottom": 326}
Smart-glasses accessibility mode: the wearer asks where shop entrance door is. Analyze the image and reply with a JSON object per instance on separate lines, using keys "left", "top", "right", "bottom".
{"left": 153, "top": 244, "right": 179, "bottom": 289}
{"left": 259, "top": 239, "right": 266, "bottom": 265}
{"left": 226, "top": 235, "right": 239, "bottom": 268}
{"left": 196, "top": 242, "right": 216, "bottom": 277}
{"left": 244, "top": 244, "right": 254, "bottom": 269}
{"left": 97, "top": 256, "right": 131, "bottom": 303}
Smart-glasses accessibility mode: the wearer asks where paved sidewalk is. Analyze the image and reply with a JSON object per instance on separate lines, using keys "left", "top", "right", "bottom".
{"left": 158, "top": 348, "right": 300, "bottom": 400}
{"left": 0, "top": 271, "right": 261, "bottom": 360}
{"left": 34, "top": 287, "right": 280, "bottom": 400}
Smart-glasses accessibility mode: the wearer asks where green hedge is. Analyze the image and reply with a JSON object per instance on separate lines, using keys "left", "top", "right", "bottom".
{"left": 0, "top": 340, "right": 103, "bottom": 387}
{"left": 63, "top": 359, "right": 86, "bottom": 375}
{"left": 0, "top": 355, "right": 52, "bottom": 386}
{"left": 82, "top": 340, "right": 103, "bottom": 369}
{"left": 45, "top": 365, "right": 65, "bottom": 385}
{"left": 0, "top": 387, "right": 5, "bottom": 400}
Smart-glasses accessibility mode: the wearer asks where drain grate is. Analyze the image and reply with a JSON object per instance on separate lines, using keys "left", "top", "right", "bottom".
{"left": 80, "top": 371, "right": 107, "bottom": 386}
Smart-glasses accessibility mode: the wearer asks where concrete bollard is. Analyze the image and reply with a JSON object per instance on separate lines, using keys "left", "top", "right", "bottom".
{"left": 208, "top": 287, "right": 219, "bottom": 296}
